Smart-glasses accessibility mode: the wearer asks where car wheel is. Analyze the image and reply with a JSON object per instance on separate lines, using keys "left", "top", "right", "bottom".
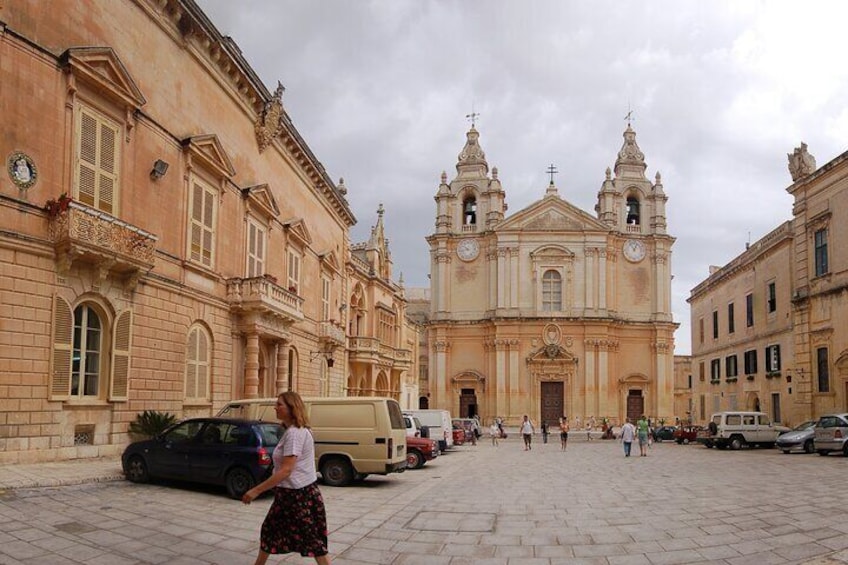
{"left": 406, "top": 449, "right": 424, "bottom": 469}
{"left": 321, "top": 457, "right": 353, "bottom": 487}
{"left": 729, "top": 436, "right": 744, "bottom": 450}
{"left": 683, "top": 438, "right": 690, "bottom": 445}
{"left": 225, "top": 467, "right": 256, "bottom": 499}
{"left": 781, "top": 449, "right": 791, "bottom": 454}
{"left": 804, "top": 440, "right": 815, "bottom": 454}
{"left": 125, "top": 455, "right": 149, "bottom": 483}
{"left": 818, "top": 450, "right": 830, "bottom": 456}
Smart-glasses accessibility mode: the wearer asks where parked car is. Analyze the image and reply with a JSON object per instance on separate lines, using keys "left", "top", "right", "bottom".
{"left": 697, "top": 411, "right": 789, "bottom": 450}
{"left": 453, "top": 418, "right": 482, "bottom": 439}
{"left": 814, "top": 413, "right": 848, "bottom": 457}
{"left": 776, "top": 420, "right": 817, "bottom": 454}
{"left": 122, "top": 417, "right": 284, "bottom": 499}
{"left": 405, "top": 436, "right": 439, "bottom": 469}
{"left": 673, "top": 425, "right": 703, "bottom": 445}
{"left": 652, "top": 426, "right": 676, "bottom": 442}
{"left": 404, "top": 414, "right": 428, "bottom": 439}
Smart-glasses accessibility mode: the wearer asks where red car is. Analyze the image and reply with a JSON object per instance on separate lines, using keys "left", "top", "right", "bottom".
{"left": 673, "top": 425, "right": 703, "bottom": 444}
{"left": 406, "top": 436, "right": 439, "bottom": 469}
{"left": 452, "top": 426, "right": 465, "bottom": 446}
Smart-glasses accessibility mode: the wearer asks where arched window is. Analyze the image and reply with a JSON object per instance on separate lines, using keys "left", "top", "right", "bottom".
{"left": 542, "top": 270, "right": 562, "bottom": 312}
{"left": 72, "top": 304, "right": 103, "bottom": 397}
{"left": 626, "top": 196, "right": 640, "bottom": 225}
{"left": 288, "top": 348, "right": 299, "bottom": 391}
{"left": 185, "top": 324, "right": 211, "bottom": 400}
{"left": 462, "top": 196, "right": 477, "bottom": 225}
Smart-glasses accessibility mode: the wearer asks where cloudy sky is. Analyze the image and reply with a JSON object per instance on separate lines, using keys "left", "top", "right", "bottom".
{"left": 197, "top": 0, "right": 848, "bottom": 355}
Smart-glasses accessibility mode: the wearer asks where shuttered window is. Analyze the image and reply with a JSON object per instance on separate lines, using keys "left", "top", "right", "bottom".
{"left": 247, "top": 219, "right": 266, "bottom": 278}
{"left": 287, "top": 250, "right": 300, "bottom": 292}
{"left": 109, "top": 310, "right": 132, "bottom": 401}
{"left": 189, "top": 178, "right": 217, "bottom": 267}
{"left": 185, "top": 325, "right": 211, "bottom": 400}
{"left": 50, "top": 296, "right": 73, "bottom": 400}
{"left": 72, "top": 305, "right": 103, "bottom": 397}
{"left": 75, "top": 106, "right": 120, "bottom": 214}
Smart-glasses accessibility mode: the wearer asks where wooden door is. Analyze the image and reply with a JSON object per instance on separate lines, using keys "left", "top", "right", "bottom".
{"left": 627, "top": 390, "right": 644, "bottom": 423}
{"left": 540, "top": 381, "right": 564, "bottom": 428}
{"left": 459, "top": 388, "right": 477, "bottom": 418}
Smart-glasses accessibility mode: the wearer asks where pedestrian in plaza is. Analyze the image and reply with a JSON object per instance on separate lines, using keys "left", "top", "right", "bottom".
{"left": 586, "top": 415, "right": 594, "bottom": 441}
{"left": 559, "top": 416, "right": 569, "bottom": 451}
{"left": 637, "top": 414, "right": 650, "bottom": 457}
{"left": 620, "top": 418, "right": 636, "bottom": 457}
{"left": 490, "top": 420, "right": 500, "bottom": 446}
{"left": 520, "top": 414, "right": 535, "bottom": 450}
{"left": 541, "top": 421, "right": 549, "bottom": 444}
{"left": 242, "top": 391, "right": 330, "bottom": 565}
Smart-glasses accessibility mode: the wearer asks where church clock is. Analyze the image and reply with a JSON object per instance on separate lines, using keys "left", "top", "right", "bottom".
{"left": 623, "top": 239, "right": 646, "bottom": 262}
{"left": 456, "top": 238, "right": 480, "bottom": 261}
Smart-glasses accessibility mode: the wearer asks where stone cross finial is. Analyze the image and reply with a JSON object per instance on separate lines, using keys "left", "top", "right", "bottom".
{"left": 787, "top": 142, "right": 816, "bottom": 181}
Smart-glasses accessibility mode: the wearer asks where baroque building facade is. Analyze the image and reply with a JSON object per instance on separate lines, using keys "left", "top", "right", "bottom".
{"left": 426, "top": 125, "right": 677, "bottom": 428}
{"left": 688, "top": 143, "right": 848, "bottom": 426}
{"left": 0, "top": 0, "right": 414, "bottom": 464}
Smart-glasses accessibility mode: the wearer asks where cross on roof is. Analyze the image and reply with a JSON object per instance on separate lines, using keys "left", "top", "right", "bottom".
{"left": 624, "top": 102, "right": 635, "bottom": 127}
{"left": 465, "top": 110, "right": 480, "bottom": 127}
{"left": 546, "top": 163, "right": 558, "bottom": 184}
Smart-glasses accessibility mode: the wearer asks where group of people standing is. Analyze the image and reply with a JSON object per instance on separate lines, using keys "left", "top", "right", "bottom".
{"left": 618, "top": 414, "right": 651, "bottom": 457}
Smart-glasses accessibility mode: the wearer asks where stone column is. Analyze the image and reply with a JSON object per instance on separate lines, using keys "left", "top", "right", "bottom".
{"left": 508, "top": 339, "right": 520, "bottom": 417}
{"left": 598, "top": 341, "right": 609, "bottom": 418}
{"left": 244, "top": 333, "right": 260, "bottom": 399}
{"left": 598, "top": 248, "right": 608, "bottom": 311}
{"left": 495, "top": 339, "right": 507, "bottom": 418}
{"left": 585, "top": 248, "right": 595, "bottom": 311}
{"left": 433, "top": 340, "right": 448, "bottom": 408}
{"left": 276, "top": 341, "right": 289, "bottom": 394}
{"left": 509, "top": 248, "right": 519, "bottom": 308}
{"left": 583, "top": 340, "right": 596, "bottom": 420}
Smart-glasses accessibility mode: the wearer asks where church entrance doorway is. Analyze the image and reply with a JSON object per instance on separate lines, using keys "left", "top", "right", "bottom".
{"left": 459, "top": 388, "right": 477, "bottom": 418}
{"left": 627, "top": 389, "right": 644, "bottom": 423}
{"left": 540, "top": 381, "right": 564, "bottom": 428}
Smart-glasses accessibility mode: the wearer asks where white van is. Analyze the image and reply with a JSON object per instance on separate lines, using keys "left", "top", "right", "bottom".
{"left": 217, "top": 396, "right": 407, "bottom": 486}
{"left": 405, "top": 409, "right": 453, "bottom": 451}
{"left": 702, "top": 411, "right": 790, "bottom": 450}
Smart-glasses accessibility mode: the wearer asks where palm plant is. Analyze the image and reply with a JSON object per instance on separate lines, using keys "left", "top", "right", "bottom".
{"left": 128, "top": 410, "right": 177, "bottom": 439}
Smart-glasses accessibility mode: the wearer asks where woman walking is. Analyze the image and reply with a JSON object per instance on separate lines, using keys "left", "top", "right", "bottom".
{"left": 242, "top": 391, "right": 330, "bottom": 565}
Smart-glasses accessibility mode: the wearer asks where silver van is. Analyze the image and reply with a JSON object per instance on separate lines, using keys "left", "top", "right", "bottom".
{"left": 704, "top": 411, "right": 788, "bottom": 450}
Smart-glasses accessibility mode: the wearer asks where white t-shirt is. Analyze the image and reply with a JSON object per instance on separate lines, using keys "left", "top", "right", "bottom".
{"left": 272, "top": 426, "right": 317, "bottom": 489}
{"left": 520, "top": 420, "right": 534, "bottom": 435}
{"left": 620, "top": 422, "right": 637, "bottom": 442}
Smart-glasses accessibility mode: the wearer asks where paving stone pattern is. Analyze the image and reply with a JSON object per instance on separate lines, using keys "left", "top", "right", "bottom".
{"left": 1, "top": 438, "right": 848, "bottom": 564}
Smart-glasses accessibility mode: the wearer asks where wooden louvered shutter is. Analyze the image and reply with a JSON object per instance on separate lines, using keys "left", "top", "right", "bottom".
{"left": 196, "top": 329, "right": 209, "bottom": 399}
{"left": 97, "top": 120, "right": 118, "bottom": 215}
{"left": 185, "top": 328, "right": 198, "bottom": 398}
{"left": 50, "top": 295, "right": 73, "bottom": 400}
{"left": 201, "top": 188, "right": 214, "bottom": 266}
{"left": 109, "top": 309, "right": 133, "bottom": 401}
{"left": 190, "top": 182, "right": 204, "bottom": 263}
{"left": 77, "top": 110, "right": 98, "bottom": 207}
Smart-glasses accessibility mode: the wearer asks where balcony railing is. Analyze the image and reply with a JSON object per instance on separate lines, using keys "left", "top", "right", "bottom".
{"left": 349, "top": 336, "right": 379, "bottom": 352}
{"left": 461, "top": 224, "right": 477, "bottom": 233}
{"left": 49, "top": 201, "right": 157, "bottom": 275}
{"left": 319, "top": 321, "right": 346, "bottom": 347}
{"left": 625, "top": 223, "right": 642, "bottom": 234}
{"left": 226, "top": 277, "right": 304, "bottom": 323}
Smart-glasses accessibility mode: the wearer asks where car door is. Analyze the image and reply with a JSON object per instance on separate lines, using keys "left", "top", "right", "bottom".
{"left": 148, "top": 420, "right": 204, "bottom": 479}
{"left": 816, "top": 416, "right": 837, "bottom": 447}
{"left": 756, "top": 414, "right": 773, "bottom": 443}
{"left": 188, "top": 422, "right": 234, "bottom": 482}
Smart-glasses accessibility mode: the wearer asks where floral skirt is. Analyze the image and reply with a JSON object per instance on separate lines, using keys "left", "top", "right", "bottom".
{"left": 260, "top": 482, "right": 328, "bottom": 557}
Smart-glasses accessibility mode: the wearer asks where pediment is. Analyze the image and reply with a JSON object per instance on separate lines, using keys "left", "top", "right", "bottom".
{"left": 242, "top": 184, "right": 279, "bottom": 220}
{"left": 526, "top": 344, "right": 577, "bottom": 363}
{"left": 61, "top": 47, "right": 146, "bottom": 109}
{"left": 319, "top": 250, "right": 341, "bottom": 275}
{"left": 497, "top": 197, "right": 608, "bottom": 233}
{"left": 282, "top": 218, "right": 312, "bottom": 247}
{"left": 530, "top": 244, "right": 575, "bottom": 261}
{"left": 182, "top": 134, "right": 236, "bottom": 179}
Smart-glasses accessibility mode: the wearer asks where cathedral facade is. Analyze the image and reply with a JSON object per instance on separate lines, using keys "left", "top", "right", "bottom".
{"left": 426, "top": 126, "right": 677, "bottom": 428}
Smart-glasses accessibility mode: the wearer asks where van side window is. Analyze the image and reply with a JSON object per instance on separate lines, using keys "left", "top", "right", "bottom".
{"left": 742, "top": 415, "right": 755, "bottom": 425}
{"left": 727, "top": 415, "right": 741, "bottom": 425}
{"left": 758, "top": 415, "right": 770, "bottom": 426}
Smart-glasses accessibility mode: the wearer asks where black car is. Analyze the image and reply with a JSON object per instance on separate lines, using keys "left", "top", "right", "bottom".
{"left": 652, "top": 426, "right": 677, "bottom": 442}
{"left": 122, "top": 417, "right": 283, "bottom": 499}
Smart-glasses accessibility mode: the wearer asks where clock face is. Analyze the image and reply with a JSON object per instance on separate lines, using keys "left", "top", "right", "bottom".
{"left": 623, "top": 239, "right": 646, "bottom": 262}
{"left": 457, "top": 238, "right": 480, "bottom": 261}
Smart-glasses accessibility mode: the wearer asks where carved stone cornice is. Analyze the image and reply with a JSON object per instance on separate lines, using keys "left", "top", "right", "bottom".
{"left": 585, "top": 338, "right": 620, "bottom": 351}
{"left": 652, "top": 342, "right": 671, "bottom": 354}
{"left": 652, "top": 252, "right": 668, "bottom": 265}
{"left": 434, "top": 340, "right": 450, "bottom": 353}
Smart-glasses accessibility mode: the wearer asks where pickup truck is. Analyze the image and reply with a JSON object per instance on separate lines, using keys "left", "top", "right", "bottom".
{"left": 697, "top": 411, "right": 789, "bottom": 450}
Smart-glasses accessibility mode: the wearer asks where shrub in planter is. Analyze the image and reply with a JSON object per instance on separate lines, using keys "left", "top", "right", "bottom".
{"left": 128, "top": 410, "right": 177, "bottom": 439}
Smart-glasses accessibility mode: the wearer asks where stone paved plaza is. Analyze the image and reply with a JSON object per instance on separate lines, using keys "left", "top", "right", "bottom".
{"left": 1, "top": 438, "right": 848, "bottom": 564}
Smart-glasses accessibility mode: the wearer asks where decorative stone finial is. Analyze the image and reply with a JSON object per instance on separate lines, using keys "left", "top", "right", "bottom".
{"left": 377, "top": 202, "right": 384, "bottom": 218}
{"left": 655, "top": 171, "right": 661, "bottom": 183}
{"left": 337, "top": 177, "right": 347, "bottom": 196}
{"left": 492, "top": 166, "right": 498, "bottom": 180}
{"left": 255, "top": 81, "right": 285, "bottom": 153}
{"left": 605, "top": 167, "right": 611, "bottom": 181}
{"left": 787, "top": 142, "right": 816, "bottom": 181}
{"left": 441, "top": 171, "right": 447, "bottom": 184}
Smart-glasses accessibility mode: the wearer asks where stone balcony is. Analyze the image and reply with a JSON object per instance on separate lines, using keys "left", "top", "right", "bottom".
{"left": 48, "top": 201, "right": 158, "bottom": 285}
{"left": 318, "top": 321, "right": 346, "bottom": 348}
{"left": 348, "top": 336, "right": 380, "bottom": 363}
{"left": 226, "top": 276, "right": 304, "bottom": 325}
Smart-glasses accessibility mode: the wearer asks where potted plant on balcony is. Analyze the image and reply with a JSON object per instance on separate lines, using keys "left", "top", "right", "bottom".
{"left": 288, "top": 284, "right": 297, "bottom": 294}
{"left": 44, "top": 193, "right": 72, "bottom": 218}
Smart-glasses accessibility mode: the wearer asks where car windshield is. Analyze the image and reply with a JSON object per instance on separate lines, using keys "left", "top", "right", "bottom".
{"left": 793, "top": 420, "right": 816, "bottom": 431}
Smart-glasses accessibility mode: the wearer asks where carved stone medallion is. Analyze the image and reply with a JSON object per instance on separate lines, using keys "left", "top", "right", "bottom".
{"left": 7, "top": 151, "right": 37, "bottom": 189}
